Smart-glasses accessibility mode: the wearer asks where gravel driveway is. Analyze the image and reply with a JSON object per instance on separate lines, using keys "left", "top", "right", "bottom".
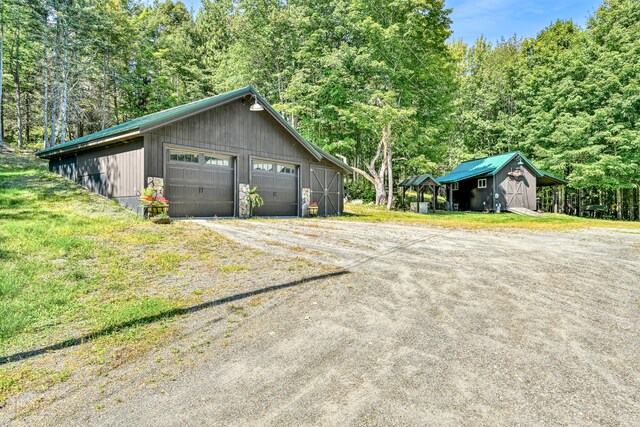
{"left": 17, "top": 220, "right": 640, "bottom": 426}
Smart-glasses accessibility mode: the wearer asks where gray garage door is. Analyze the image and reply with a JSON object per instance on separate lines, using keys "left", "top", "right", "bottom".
{"left": 251, "top": 160, "right": 298, "bottom": 216}
{"left": 311, "top": 166, "right": 341, "bottom": 216}
{"left": 165, "top": 149, "right": 235, "bottom": 217}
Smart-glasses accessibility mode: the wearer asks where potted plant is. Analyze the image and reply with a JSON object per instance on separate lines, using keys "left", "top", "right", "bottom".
{"left": 248, "top": 187, "right": 264, "bottom": 217}
{"left": 308, "top": 201, "right": 318, "bottom": 216}
{"left": 139, "top": 186, "right": 154, "bottom": 206}
{"left": 139, "top": 186, "right": 170, "bottom": 221}
{"left": 150, "top": 196, "right": 169, "bottom": 216}
{"left": 150, "top": 212, "right": 171, "bottom": 224}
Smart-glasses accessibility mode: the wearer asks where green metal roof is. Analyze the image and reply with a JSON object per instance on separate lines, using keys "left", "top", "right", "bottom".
{"left": 36, "top": 86, "right": 256, "bottom": 156}
{"left": 35, "top": 86, "right": 351, "bottom": 172}
{"left": 538, "top": 170, "right": 570, "bottom": 186}
{"left": 399, "top": 173, "right": 440, "bottom": 187}
{"left": 436, "top": 151, "right": 544, "bottom": 184}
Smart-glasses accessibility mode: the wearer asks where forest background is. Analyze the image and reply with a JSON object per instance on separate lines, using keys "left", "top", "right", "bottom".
{"left": 0, "top": 0, "right": 637, "bottom": 218}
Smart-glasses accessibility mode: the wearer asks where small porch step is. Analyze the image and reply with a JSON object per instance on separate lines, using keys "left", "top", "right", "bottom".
{"left": 506, "top": 207, "right": 545, "bottom": 217}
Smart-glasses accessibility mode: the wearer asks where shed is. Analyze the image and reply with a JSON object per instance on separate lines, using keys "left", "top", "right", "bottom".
{"left": 36, "top": 86, "right": 351, "bottom": 218}
{"left": 436, "top": 151, "right": 568, "bottom": 212}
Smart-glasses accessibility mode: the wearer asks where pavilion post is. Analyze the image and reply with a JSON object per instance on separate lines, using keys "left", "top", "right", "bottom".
{"left": 402, "top": 187, "right": 406, "bottom": 211}
{"left": 448, "top": 184, "right": 453, "bottom": 211}
{"left": 553, "top": 186, "right": 558, "bottom": 213}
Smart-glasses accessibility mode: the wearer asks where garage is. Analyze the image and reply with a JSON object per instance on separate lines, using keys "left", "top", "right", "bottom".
{"left": 250, "top": 159, "right": 298, "bottom": 216}
{"left": 165, "top": 148, "right": 235, "bottom": 217}
{"left": 311, "top": 166, "right": 342, "bottom": 216}
{"left": 37, "top": 85, "right": 351, "bottom": 218}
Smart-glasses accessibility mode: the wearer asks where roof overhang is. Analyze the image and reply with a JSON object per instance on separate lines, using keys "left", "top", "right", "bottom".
{"left": 537, "top": 172, "right": 570, "bottom": 186}
{"left": 436, "top": 167, "right": 493, "bottom": 184}
{"left": 36, "top": 130, "right": 141, "bottom": 159}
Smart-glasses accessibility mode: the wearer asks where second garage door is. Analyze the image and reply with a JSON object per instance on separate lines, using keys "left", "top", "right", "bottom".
{"left": 251, "top": 160, "right": 298, "bottom": 216}
{"left": 165, "top": 148, "right": 235, "bottom": 217}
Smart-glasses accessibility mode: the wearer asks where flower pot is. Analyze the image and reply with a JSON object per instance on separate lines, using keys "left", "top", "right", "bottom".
{"left": 308, "top": 206, "right": 318, "bottom": 216}
{"left": 150, "top": 205, "right": 169, "bottom": 216}
{"left": 151, "top": 216, "right": 171, "bottom": 224}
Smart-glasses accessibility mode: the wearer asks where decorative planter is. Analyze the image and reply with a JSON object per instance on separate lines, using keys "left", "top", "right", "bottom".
{"left": 151, "top": 216, "right": 171, "bottom": 224}
{"left": 150, "top": 205, "right": 169, "bottom": 216}
{"left": 308, "top": 206, "right": 318, "bottom": 216}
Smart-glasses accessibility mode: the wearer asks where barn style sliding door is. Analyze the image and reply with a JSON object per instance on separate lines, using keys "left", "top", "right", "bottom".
{"left": 311, "top": 166, "right": 341, "bottom": 216}
{"left": 164, "top": 148, "right": 235, "bottom": 217}
{"left": 506, "top": 176, "right": 525, "bottom": 208}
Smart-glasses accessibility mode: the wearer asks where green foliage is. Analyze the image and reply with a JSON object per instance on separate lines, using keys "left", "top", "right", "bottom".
{"left": 248, "top": 186, "right": 264, "bottom": 208}
{"left": 450, "top": 0, "right": 640, "bottom": 193}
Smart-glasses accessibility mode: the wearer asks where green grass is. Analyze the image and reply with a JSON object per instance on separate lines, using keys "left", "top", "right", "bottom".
{"left": 0, "top": 150, "right": 234, "bottom": 403}
{"left": 334, "top": 202, "right": 640, "bottom": 230}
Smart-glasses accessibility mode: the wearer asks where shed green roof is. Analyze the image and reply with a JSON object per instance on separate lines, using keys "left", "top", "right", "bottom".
{"left": 399, "top": 174, "right": 440, "bottom": 187}
{"left": 436, "top": 151, "right": 543, "bottom": 184}
{"left": 436, "top": 151, "right": 569, "bottom": 186}
{"left": 35, "top": 86, "right": 351, "bottom": 173}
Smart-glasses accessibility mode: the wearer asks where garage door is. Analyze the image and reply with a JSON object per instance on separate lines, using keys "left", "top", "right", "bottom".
{"left": 165, "top": 148, "right": 235, "bottom": 217}
{"left": 251, "top": 160, "right": 298, "bottom": 216}
{"left": 311, "top": 166, "right": 342, "bottom": 216}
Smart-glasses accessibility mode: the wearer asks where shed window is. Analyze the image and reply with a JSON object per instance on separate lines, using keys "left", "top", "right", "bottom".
{"left": 452, "top": 182, "right": 459, "bottom": 191}
{"left": 253, "top": 162, "right": 273, "bottom": 171}
{"left": 277, "top": 164, "right": 296, "bottom": 174}
{"left": 170, "top": 152, "right": 199, "bottom": 163}
{"left": 477, "top": 178, "right": 487, "bottom": 188}
{"left": 204, "top": 155, "right": 230, "bottom": 167}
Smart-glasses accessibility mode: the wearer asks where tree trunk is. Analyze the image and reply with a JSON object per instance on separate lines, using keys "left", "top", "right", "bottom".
{"left": 616, "top": 188, "right": 622, "bottom": 220}
{"left": 43, "top": 51, "right": 49, "bottom": 148}
{"left": 59, "top": 30, "right": 69, "bottom": 145}
{"left": 0, "top": 0, "right": 4, "bottom": 153}
{"left": 25, "top": 92, "right": 30, "bottom": 143}
{"left": 385, "top": 123, "right": 393, "bottom": 210}
{"left": 13, "top": 28, "right": 22, "bottom": 148}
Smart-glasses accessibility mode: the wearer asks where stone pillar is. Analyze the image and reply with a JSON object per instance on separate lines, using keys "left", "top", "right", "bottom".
{"left": 302, "top": 188, "right": 311, "bottom": 217}
{"left": 147, "top": 177, "right": 164, "bottom": 196}
{"left": 238, "top": 183, "right": 250, "bottom": 218}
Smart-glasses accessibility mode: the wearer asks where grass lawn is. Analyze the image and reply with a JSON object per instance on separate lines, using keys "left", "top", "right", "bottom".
{"left": 336, "top": 202, "right": 640, "bottom": 230}
{"left": 0, "top": 150, "right": 317, "bottom": 408}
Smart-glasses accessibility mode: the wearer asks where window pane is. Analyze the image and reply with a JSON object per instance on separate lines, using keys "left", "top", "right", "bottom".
{"left": 205, "top": 156, "right": 229, "bottom": 167}
{"left": 253, "top": 162, "right": 273, "bottom": 171}
{"left": 170, "top": 152, "right": 199, "bottom": 163}
{"left": 277, "top": 164, "right": 295, "bottom": 174}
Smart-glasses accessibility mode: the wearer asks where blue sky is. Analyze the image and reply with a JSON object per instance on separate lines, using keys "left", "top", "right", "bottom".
{"left": 446, "top": 0, "right": 602, "bottom": 43}
{"left": 178, "top": 0, "right": 602, "bottom": 44}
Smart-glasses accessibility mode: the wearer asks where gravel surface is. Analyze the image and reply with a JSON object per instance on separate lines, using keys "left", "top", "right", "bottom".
{"left": 11, "top": 220, "right": 640, "bottom": 426}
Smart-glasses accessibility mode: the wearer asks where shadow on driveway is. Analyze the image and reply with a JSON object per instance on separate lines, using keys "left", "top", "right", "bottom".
{"left": 0, "top": 270, "right": 349, "bottom": 365}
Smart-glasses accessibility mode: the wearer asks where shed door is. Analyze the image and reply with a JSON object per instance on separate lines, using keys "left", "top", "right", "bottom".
{"left": 506, "top": 177, "right": 525, "bottom": 208}
{"left": 311, "top": 166, "right": 341, "bottom": 216}
{"left": 165, "top": 149, "right": 235, "bottom": 217}
{"left": 251, "top": 160, "right": 298, "bottom": 216}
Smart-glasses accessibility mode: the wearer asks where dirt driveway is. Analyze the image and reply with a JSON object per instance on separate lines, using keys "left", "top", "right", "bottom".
{"left": 16, "top": 220, "right": 640, "bottom": 425}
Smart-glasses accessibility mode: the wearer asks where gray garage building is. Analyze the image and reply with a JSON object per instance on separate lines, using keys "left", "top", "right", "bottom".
{"left": 36, "top": 86, "right": 351, "bottom": 218}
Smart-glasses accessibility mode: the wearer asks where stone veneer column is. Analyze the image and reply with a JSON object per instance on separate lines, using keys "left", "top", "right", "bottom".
{"left": 301, "top": 188, "right": 311, "bottom": 217}
{"left": 238, "top": 183, "right": 250, "bottom": 218}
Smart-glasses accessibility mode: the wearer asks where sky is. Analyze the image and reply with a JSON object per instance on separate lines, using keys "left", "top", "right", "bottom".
{"left": 177, "top": 0, "right": 602, "bottom": 44}
{"left": 446, "top": 0, "right": 603, "bottom": 43}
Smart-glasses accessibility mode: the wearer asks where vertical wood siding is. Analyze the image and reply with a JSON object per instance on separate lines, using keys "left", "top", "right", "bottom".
{"left": 143, "top": 99, "right": 327, "bottom": 188}
{"left": 495, "top": 158, "right": 537, "bottom": 210}
{"left": 74, "top": 138, "right": 144, "bottom": 199}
